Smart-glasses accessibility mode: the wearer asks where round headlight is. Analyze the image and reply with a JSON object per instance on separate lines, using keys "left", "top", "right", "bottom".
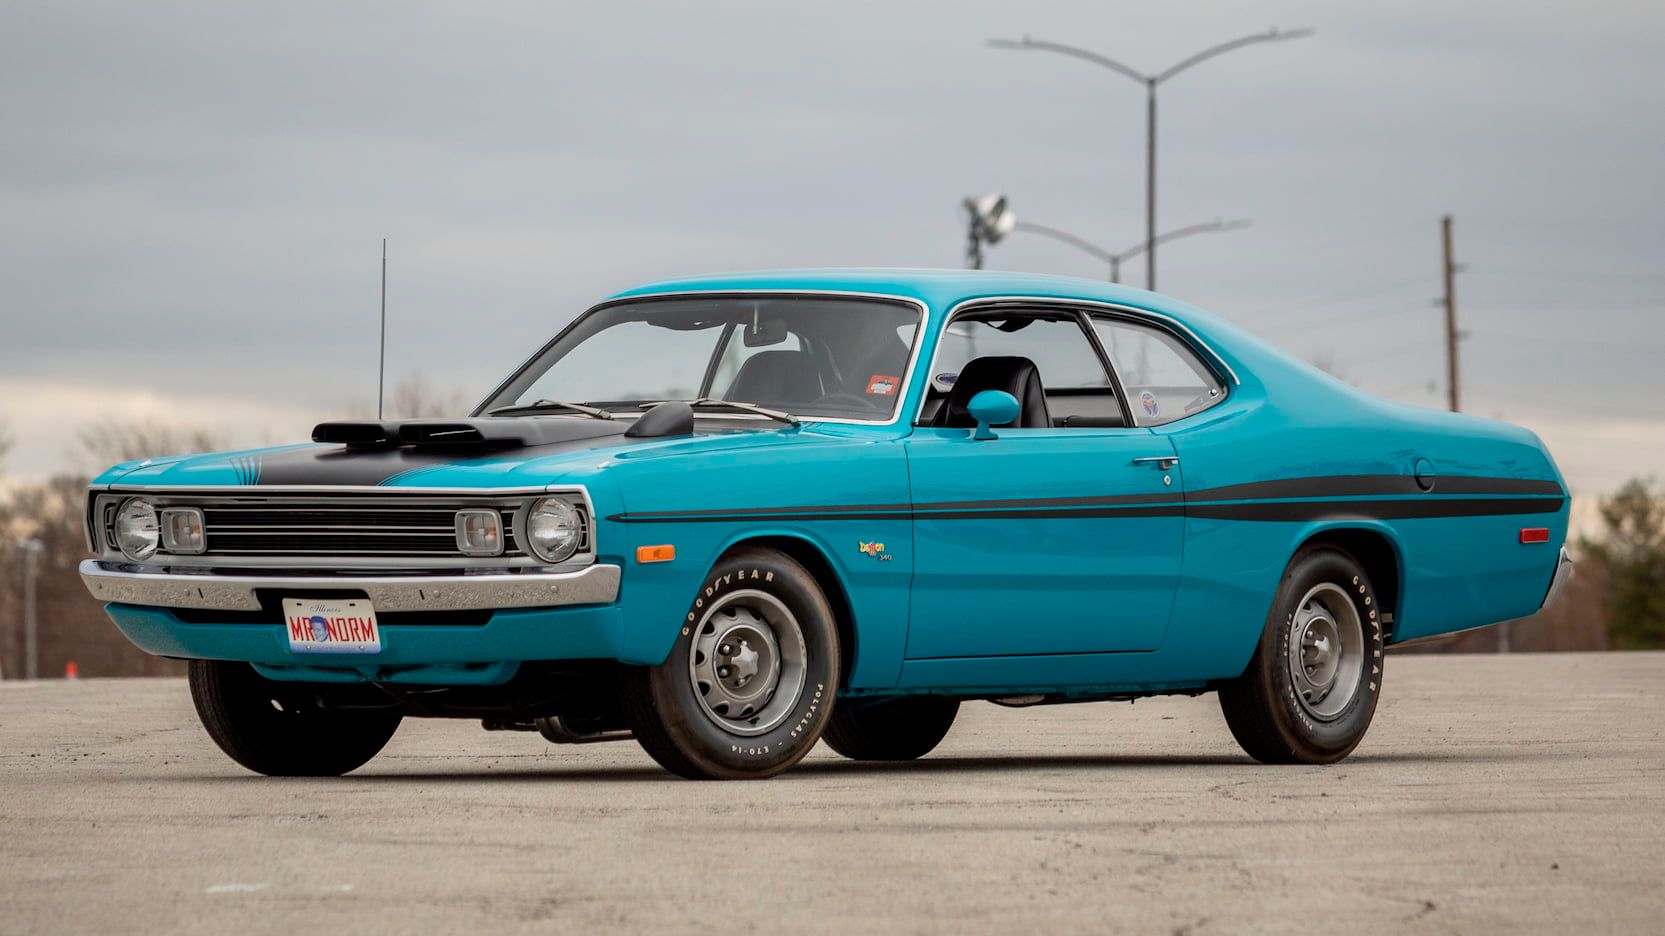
{"left": 114, "top": 498, "right": 160, "bottom": 561}
{"left": 525, "top": 497, "right": 583, "bottom": 564}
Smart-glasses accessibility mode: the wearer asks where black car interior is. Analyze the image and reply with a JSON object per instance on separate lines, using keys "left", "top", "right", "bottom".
{"left": 917, "top": 310, "right": 1129, "bottom": 429}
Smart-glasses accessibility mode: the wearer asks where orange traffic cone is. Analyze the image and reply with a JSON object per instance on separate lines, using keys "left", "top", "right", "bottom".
{"left": 64, "top": 661, "right": 78, "bottom": 679}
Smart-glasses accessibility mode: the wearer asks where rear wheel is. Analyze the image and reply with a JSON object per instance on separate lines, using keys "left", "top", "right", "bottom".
{"left": 822, "top": 696, "right": 960, "bottom": 761}
{"left": 1218, "top": 547, "right": 1385, "bottom": 764}
{"left": 188, "top": 660, "right": 401, "bottom": 776}
{"left": 621, "top": 547, "right": 840, "bottom": 780}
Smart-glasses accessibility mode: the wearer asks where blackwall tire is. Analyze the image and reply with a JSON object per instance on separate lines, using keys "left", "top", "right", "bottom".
{"left": 188, "top": 660, "right": 401, "bottom": 776}
{"left": 822, "top": 696, "right": 959, "bottom": 761}
{"left": 621, "top": 547, "right": 840, "bottom": 780}
{"left": 1218, "top": 547, "right": 1385, "bottom": 765}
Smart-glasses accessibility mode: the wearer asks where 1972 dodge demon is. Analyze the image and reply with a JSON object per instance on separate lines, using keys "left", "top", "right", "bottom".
{"left": 80, "top": 270, "right": 1573, "bottom": 779}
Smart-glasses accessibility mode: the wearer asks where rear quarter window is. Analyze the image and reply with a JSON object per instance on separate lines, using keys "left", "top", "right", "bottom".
{"left": 1091, "top": 317, "right": 1224, "bottom": 426}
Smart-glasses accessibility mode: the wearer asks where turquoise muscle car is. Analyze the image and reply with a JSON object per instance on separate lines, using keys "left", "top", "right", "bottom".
{"left": 80, "top": 270, "right": 1574, "bottom": 779}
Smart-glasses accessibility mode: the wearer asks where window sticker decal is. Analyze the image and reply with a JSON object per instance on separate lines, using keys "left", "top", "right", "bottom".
{"left": 1140, "top": 391, "right": 1160, "bottom": 418}
{"left": 866, "top": 375, "right": 901, "bottom": 396}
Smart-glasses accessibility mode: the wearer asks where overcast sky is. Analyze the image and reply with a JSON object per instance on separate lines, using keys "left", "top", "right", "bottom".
{"left": 2, "top": 1, "right": 1662, "bottom": 496}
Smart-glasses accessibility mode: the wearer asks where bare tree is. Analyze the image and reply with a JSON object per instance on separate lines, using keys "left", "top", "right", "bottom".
{"left": 342, "top": 374, "right": 473, "bottom": 420}
{"left": 0, "top": 421, "right": 12, "bottom": 470}
{"left": 77, "top": 418, "right": 228, "bottom": 469}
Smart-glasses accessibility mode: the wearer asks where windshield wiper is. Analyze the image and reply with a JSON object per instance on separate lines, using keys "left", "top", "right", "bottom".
{"left": 487, "top": 400, "right": 615, "bottom": 420}
{"left": 643, "top": 399, "right": 800, "bottom": 427}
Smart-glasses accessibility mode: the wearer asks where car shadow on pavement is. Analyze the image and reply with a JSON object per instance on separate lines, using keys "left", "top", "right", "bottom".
{"left": 160, "top": 749, "right": 1471, "bottom": 784}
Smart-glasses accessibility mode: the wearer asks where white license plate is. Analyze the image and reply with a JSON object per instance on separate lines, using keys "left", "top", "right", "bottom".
{"left": 282, "top": 597, "right": 382, "bottom": 654}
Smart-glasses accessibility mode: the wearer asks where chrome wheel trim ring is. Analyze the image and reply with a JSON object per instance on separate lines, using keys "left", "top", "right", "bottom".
{"left": 687, "top": 589, "right": 807, "bottom": 737}
{"left": 1287, "top": 582, "right": 1365, "bottom": 721}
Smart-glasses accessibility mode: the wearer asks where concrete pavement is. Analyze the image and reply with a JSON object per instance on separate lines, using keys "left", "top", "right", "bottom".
{"left": 2, "top": 652, "right": 1661, "bottom": 934}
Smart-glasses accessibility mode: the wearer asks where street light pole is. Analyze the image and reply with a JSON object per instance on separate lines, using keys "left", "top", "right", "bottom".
{"left": 989, "top": 28, "right": 1312, "bottom": 291}
{"left": 19, "top": 538, "right": 43, "bottom": 681}
{"left": 1012, "top": 218, "right": 1250, "bottom": 283}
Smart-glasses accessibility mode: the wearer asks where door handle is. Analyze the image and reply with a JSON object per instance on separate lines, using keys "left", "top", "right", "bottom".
{"left": 1132, "top": 455, "right": 1180, "bottom": 470}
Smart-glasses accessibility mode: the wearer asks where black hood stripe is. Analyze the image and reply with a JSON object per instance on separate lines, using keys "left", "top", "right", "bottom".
{"left": 251, "top": 421, "right": 631, "bottom": 487}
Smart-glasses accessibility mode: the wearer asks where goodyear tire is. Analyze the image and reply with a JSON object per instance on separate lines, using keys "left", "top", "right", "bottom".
{"left": 1218, "top": 547, "right": 1385, "bottom": 764}
{"left": 622, "top": 546, "right": 840, "bottom": 780}
{"left": 822, "top": 696, "right": 959, "bottom": 761}
{"left": 188, "top": 660, "right": 401, "bottom": 776}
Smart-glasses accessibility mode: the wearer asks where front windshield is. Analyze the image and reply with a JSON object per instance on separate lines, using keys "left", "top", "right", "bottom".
{"left": 483, "top": 295, "right": 922, "bottom": 422}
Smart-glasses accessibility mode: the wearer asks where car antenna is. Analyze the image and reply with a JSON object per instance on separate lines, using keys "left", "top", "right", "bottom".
{"left": 377, "top": 237, "right": 387, "bottom": 420}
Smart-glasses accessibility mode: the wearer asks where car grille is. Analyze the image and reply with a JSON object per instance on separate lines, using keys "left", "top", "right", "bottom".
{"left": 199, "top": 504, "right": 524, "bottom": 557}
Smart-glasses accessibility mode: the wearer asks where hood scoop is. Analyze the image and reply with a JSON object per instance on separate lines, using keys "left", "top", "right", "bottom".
{"left": 313, "top": 417, "right": 627, "bottom": 450}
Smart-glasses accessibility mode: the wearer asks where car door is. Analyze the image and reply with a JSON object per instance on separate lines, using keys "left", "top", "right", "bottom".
{"left": 903, "top": 306, "right": 1187, "bottom": 658}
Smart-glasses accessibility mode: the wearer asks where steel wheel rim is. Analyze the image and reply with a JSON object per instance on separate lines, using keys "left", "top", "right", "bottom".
{"left": 1286, "top": 582, "right": 1365, "bottom": 721}
{"left": 687, "top": 589, "right": 807, "bottom": 737}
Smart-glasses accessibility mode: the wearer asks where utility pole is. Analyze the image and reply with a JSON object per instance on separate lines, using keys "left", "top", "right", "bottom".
{"left": 19, "top": 538, "right": 43, "bottom": 680}
{"left": 1442, "top": 215, "right": 1460, "bottom": 413}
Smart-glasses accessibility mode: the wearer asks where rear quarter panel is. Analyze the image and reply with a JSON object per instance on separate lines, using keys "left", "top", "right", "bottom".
{"left": 1157, "top": 328, "right": 1567, "bottom": 680}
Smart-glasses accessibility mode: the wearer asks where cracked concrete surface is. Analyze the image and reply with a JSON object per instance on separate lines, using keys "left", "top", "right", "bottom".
{"left": 1, "top": 652, "right": 1661, "bottom": 934}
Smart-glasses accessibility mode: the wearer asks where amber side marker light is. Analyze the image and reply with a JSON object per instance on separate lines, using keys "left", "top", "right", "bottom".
{"left": 636, "top": 544, "right": 676, "bottom": 563}
{"left": 1519, "top": 528, "right": 1551, "bottom": 544}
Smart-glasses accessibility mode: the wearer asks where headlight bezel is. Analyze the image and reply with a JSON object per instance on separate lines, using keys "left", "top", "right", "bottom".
{"left": 524, "top": 496, "right": 585, "bottom": 565}
{"left": 113, "top": 497, "right": 161, "bottom": 561}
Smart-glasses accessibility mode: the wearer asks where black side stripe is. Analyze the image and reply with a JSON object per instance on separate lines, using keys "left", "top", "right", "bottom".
{"left": 1185, "top": 497, "right": 1563, "bottom": 522}
{"left": 606, "top": 475, "right": 1566, "bottom": 524}
{"left": 609, "top": 497, "right": 1563, "bottom": 524}
{"left": 1188, "top": 474, "right": 1563, "bottom": 500}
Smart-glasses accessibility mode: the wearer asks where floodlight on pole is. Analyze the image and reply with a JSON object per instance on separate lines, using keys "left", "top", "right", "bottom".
{"left": 988, "top": 27, "right": 1311, "bottom": 290}
{"left": 963, "top": 193, "right": 1016, "bottom": 269}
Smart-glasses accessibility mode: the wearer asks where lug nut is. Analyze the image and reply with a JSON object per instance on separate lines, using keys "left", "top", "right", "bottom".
{"left": 719, "top": 644, "right": 732, "bottom": 656}
{"left": 717, "top": 665, "right": 732, "bottom": 678}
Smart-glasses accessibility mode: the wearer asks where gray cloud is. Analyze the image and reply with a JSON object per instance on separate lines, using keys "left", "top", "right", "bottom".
{"left": 2, "top": 0, "right": 1662, "bottom": 492}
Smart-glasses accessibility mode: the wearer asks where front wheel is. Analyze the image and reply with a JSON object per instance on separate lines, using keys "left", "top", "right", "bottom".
{"left": 1218, "top": 547, "right": 1385, "bottom": 764}
{"left": 621, "top": 547, "right": 841, "bottom": 780}
{"left": 188, "top": 660, "right": 401, "bottom": 776}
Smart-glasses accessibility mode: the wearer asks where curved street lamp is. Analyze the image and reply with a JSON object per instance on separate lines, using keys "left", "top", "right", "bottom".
{"left": 1013, "top": 218, "right": 1251, "bottom": 283}
{"left": 989, "top": 27, "right": 1312, "bottom": 291}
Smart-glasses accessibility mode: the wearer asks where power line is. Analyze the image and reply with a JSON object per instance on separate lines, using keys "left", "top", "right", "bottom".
{"left": 1239, "top": 272, "right": 1428, "bottom": 320}
{"left": 1257, "top": 304, "right": 1408, "bottom": 336}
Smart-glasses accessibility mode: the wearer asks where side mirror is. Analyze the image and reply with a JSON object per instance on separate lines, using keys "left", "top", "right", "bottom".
{"left": 966, "top": 390, "right": 1020, "bottom": 440}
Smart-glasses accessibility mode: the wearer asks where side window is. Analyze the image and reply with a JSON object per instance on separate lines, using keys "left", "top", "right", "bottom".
{"left": 1091, "top": 317, "right": 1224, "bottom": 426}
{"left": 928, "top": 314, "right": 1120, "bottom": 427}
{"left": 932, "top": 317, "right": 1108, "bottom": 389}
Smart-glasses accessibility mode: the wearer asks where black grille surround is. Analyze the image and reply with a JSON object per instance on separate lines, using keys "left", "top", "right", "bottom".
{"left": 91, "top": 490, "right": 592, "bottom": 569}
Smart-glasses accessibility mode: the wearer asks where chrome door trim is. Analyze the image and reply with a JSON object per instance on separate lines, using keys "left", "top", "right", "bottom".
{"left": 913, "top": 295, "right": 1241, "bottom": 427}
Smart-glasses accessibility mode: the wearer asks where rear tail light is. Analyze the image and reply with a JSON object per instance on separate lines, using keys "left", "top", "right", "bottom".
{"left": 1519, "top": 528, "right": 1551, "bottom": 544}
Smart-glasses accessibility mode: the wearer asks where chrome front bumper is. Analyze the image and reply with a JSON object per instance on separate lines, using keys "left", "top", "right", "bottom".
{"left": 1540, "top": 547, "right": 1575, "bottom": 610}
{"left": 79, "top": 560, "right": 621, "bottom": 613}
